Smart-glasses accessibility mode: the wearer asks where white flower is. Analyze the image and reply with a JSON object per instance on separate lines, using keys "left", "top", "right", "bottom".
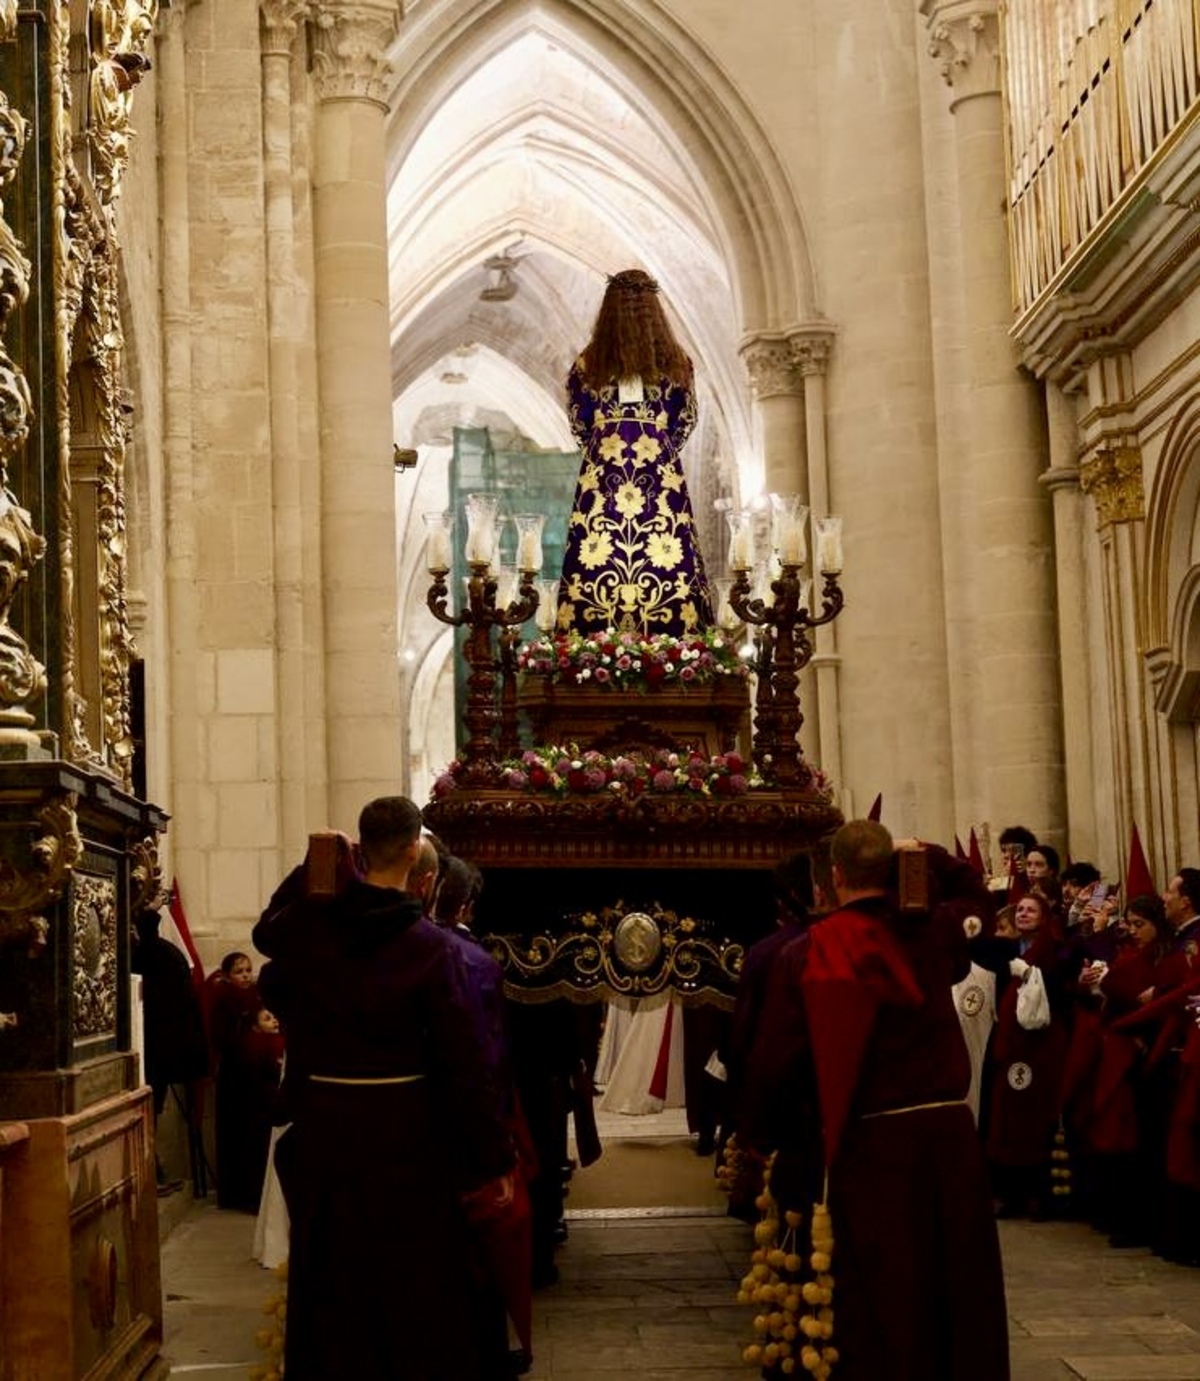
{"left": 571, "top": 759, "right": 584, "bottom": 769}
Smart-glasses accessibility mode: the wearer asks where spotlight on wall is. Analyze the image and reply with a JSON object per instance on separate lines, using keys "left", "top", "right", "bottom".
{"left": 393, "top": 444, "right": 418, "bottom": 472}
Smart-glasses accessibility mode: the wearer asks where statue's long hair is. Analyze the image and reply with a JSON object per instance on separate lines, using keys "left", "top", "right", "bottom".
{"left": 578, "top": 268, "right": 693, "bottom": 389}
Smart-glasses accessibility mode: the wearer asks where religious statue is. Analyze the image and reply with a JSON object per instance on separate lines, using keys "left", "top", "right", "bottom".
{"left": 557, "top": 268, "right": 713, "bottom": 637}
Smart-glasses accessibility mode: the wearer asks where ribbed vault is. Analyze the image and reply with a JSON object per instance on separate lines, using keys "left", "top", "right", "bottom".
{"left": 384, "top": 0, "right": 814, "bottom": 791}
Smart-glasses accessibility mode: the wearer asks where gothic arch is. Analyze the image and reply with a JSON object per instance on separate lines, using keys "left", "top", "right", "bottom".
{"left": 385, "top": 0, "right": 815, "bottom": 333}
{"left": 1145, "top": 394, "right": 1200, "bottom": 719}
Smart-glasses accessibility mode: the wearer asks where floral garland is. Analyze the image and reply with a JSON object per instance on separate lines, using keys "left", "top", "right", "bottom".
{"left": 517, "top": 627, "right": 748, "bottom": 693}
{"left": 432, "top": 745, "right": 760, "bottom": 799}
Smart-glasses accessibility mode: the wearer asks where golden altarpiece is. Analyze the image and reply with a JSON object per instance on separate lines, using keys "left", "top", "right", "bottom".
{"left": 0, "top": 1, "right": 167, "bottom": 1377}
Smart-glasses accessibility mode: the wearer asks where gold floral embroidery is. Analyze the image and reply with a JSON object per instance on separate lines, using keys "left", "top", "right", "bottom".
{"left": 646, "top": 532, "right": 683, "bottom": 570}
{"left": 631, "top": 434, "right": 661, "bottom": 467}
{"left": 578, "top": 464, "right": 601, "bottom": 494}
{"left": 579, "top": 531, "right": 615, "bottom": 570}
{"left": 598, "top": 434, "right": 627, "bottom": 464}
{"left": 614, "top": 481, "right": 645, "bottom": 520}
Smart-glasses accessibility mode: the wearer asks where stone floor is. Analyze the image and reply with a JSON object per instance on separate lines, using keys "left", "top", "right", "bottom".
{"left": 161, "top": 1194, "right": 1200, "bottom": 1380}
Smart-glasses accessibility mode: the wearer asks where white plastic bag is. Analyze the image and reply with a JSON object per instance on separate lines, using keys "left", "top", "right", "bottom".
{"left": 1015, "top": 964, "right": 1051, "bottom": 1031}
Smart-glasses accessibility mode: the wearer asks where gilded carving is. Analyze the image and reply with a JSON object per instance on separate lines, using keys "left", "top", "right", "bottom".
{"left": 51, "top": 0, "right": 137, "bottom": 780}
{"left": 0, "top": 793, "right": 84, "bottom": 914}
{"left": 129, "top": 833, "right": 166, "bottom": 914}
{"left": 0, "top": 794, "right": 82, "bottom": 1024}
{"left": 0, "top": 83, "right": 46, "bottom": 741}
{"left": 310, "top": 0, "right": 400, "bottom": 107}
{"left": 87, "top": 0, "right": 157, "bottom": 206}
{"left": 1080, "top": 446, "right": 1145, "bottom": 527}
{"left": 485, "top": 899, "right": 745, "bottom": 1008}
{"left": 71, "top": 870, "right": 118, "bottom": 1042}
{"left": 740, "top": 335, "right": 803, "bottom": 399}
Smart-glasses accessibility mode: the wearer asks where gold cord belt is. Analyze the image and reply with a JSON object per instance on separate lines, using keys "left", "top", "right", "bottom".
{"left": 861, "top": 1098, "right": 966, "bottom": 1120}
{"left": 309, "top": 1073, "right": 425, "bottom": 1086}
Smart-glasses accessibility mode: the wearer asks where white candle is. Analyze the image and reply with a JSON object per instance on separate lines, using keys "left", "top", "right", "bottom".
{"left": 729, "top": 524, "right": 753, "bottom": 571}
{"left": 426, "top": 525, "right": 452, "bottom": 573}
{"left": 496, "top": 566, "right": 519, "bottom": 611}
{"left": 778, "top": 517, "right": 807, "bottom": 567}
{"left": 815, "top": 516, "right": 844, "bottom": 574}
{"left": 464, "top": 494, "right": 500, "bottom": 566}
{"left": 517, "top": 530, "right": 542, "bottom": 572}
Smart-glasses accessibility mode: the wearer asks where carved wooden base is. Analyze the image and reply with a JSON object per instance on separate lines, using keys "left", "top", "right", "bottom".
{"left": 0, "top": 1051, "right": 136, "bottom": 1121}
{"left": 0, "top": 1087, "right": 166, "bottom": 1380}
{"left": 517, "top": 677, "right": 751, "bottom": 759}
{"left": 424, "top": 787, "right": 842, "bottom": 870}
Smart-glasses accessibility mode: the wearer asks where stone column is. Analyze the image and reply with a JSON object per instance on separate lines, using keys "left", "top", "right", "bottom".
{"left": 793, "top": 328, "right": 844, "bottom": 801}
{"left": 1077, "top": 352, "right": 1153, "bottom": 879}
{"left": 1042, "top": 385, "right": 1097, "bottom": 862}
{"left": 261, "top": 0, "right": 322, "bottom": 858}
{"left": 740, "top": 333, "right": 807, "bottom": 498}
{"left": 739, "top": 333, "right": 817, "bottom": 758}
{"left": 923, "top": 0, "right": 1065, "bottom": 840}
{"left": 310, "top": 0, "right": 404, "bottom": 830}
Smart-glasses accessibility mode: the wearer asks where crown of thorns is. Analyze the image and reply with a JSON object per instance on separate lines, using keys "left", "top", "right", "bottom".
{"left": 607, "top": 270, "right": 659, "bottom": 293}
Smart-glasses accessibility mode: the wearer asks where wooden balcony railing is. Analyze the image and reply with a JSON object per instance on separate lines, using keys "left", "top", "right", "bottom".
{"left": 1002, "top": 0, "right": 1200, "bottom": 315}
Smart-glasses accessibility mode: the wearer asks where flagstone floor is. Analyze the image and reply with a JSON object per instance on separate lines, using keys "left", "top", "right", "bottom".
{"left": 161, "top": 1187, "right": 1200, "bottom": 1381}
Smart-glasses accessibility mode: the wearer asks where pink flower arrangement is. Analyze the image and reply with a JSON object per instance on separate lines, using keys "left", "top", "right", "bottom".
{"left": 516, "top": 627, "right": 748, "bottom": 693}
{"left": 432, "top": 745, "right": 762, "bottom": 799}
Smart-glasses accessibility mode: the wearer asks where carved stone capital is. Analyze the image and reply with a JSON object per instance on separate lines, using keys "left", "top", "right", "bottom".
{"left": 310, "top": 0, "right": 400, "bottom": 107}
{"left": 921, "top": 2, "right": 1000, "bottom": 105}
{"left": 1079, "top": 446, "right": 1145, "bottom": 527}
{"left": 261, "top": 0, "right": 310, "bottom": 57}
{"left": 740, "top": 334, "right": 804, "bottom": 400}
{"left": 788, "top": 327, "right": 835, "bottom": 379}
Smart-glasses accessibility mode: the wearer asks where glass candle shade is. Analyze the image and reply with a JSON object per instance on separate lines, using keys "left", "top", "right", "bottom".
{"left": 464, "top": 493, "right": 500, "bottom": 567}
{"left": 769, "top": 492, "right": 809, "bottom": 567}
{"left": 535, "top": 580, "right": 559, "bottom": 633}
{"left": 495, "top": 565, "right": 519, "bottom": 612}
{"left": 814, "top": 515, "right": 844, "bottom": 574}
{"left": 726, "top": 508, "right": 755, "bottom": 572}
{"left": 423, "top": 511, "right": 453, "bottom": 574}
{"left": 514, "top": 513, "right": 546, "bottom": 574}
{"left": 713, "top": 577, "right": 741, "bottom": 632}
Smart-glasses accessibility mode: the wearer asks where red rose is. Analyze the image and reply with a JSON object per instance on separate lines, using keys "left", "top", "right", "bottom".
{"left": 668, "top": 646, "right": 682, "bottom": 662}
{"left": 529, "top": 766, "right": 549, "bottom": 788}
{"left": 723, "top": 753, "right": 745, "bottom": 775}
{"left": 567, "top": 768, "right": 587, "bottom": 791}
{"left": 646, "top": 662, "right": 666, "bottom": 684}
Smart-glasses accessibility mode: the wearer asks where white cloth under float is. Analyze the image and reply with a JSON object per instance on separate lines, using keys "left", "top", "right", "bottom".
{"left": 595, "top": 993, "right": 686, "bottom": 1115}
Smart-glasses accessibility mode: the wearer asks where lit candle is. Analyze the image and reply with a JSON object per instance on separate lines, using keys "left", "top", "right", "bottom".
{"left": 496, "top": 565, "right": 519, "bottom": 611}
{"left": 728, "top": 514, "right": 754, "bottom": 571}
{"left": 515, "top": 513, "right": 546, "bottom": 573}
{"left": 815, "top": 515, "right": 844, "bottom": 574}
{"left": 423, "top": 511, "right": 453, "bottom": 573}
{"left": 777, "top": 516, "right": 807, "bottom": 567}
{"left": 535, "top": 580, "right": 558, "bottom": 633}
{"left": 464, "top": 494, "right": 500, "bottom": 566}
{"left": 769, "top": 494, "right": 809, "bottom": 568}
